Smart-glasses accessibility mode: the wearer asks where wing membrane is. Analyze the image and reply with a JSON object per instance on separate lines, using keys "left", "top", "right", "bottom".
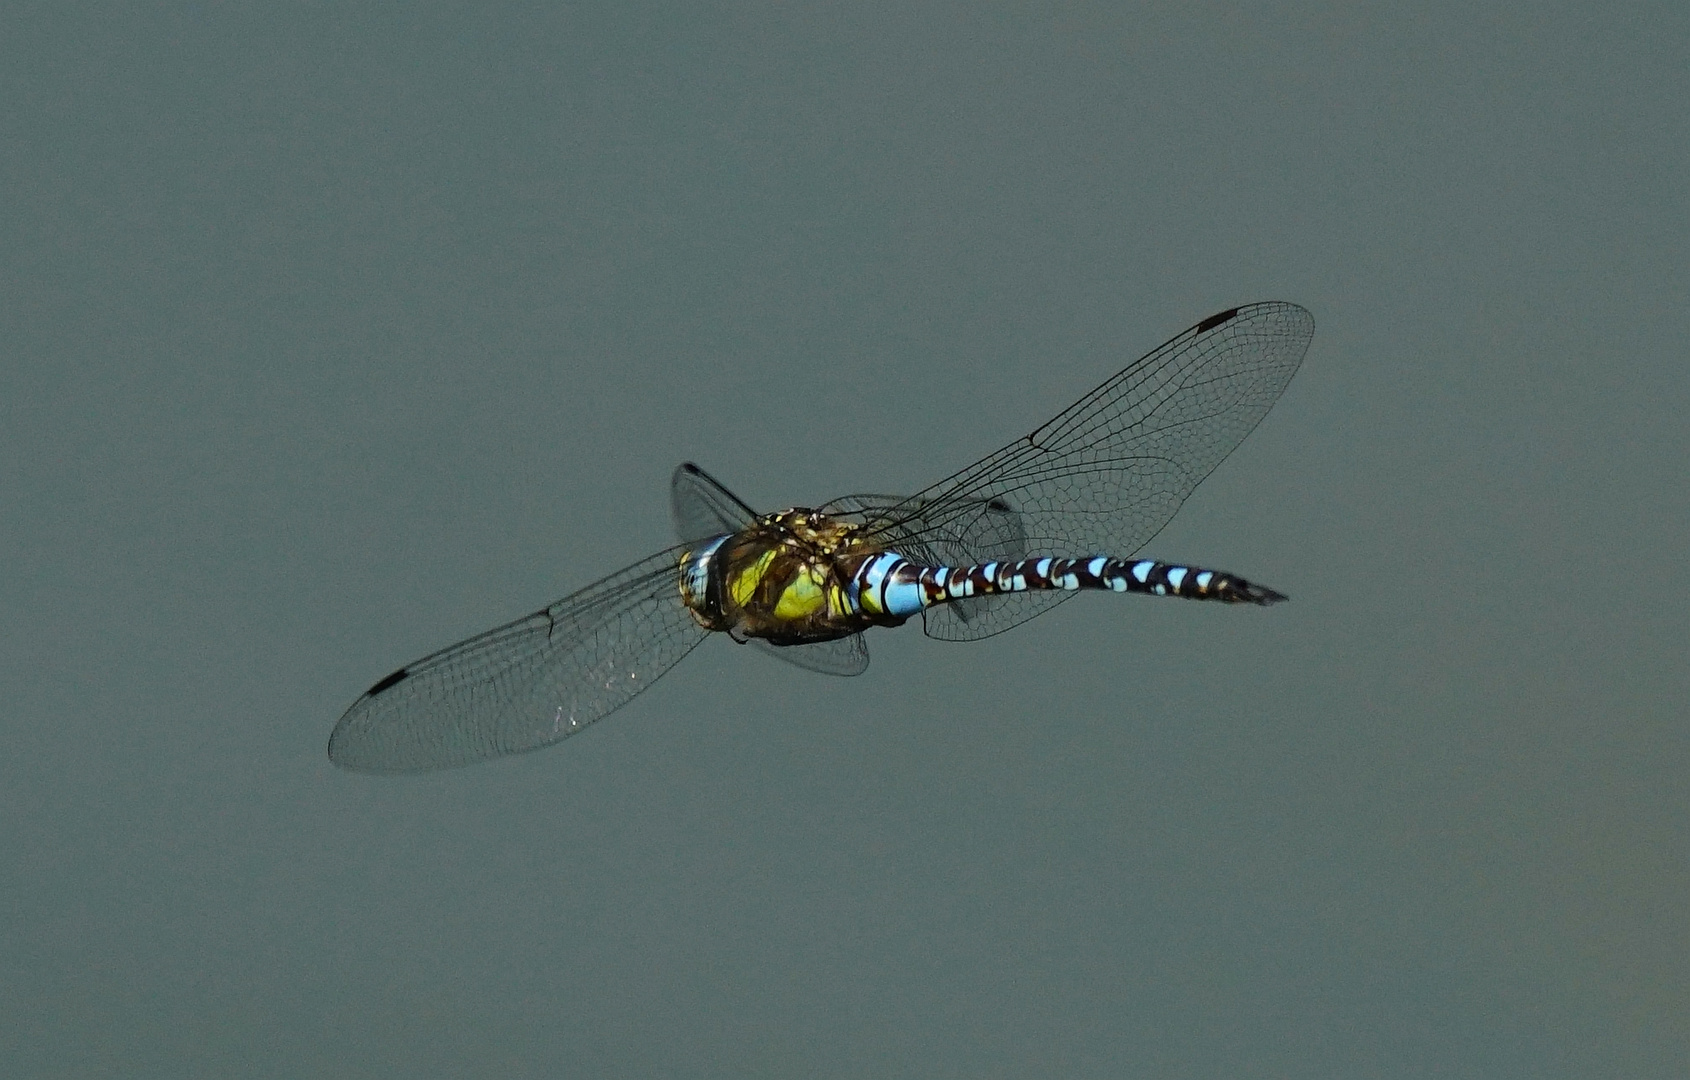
{"left": 748, "top": 635, "right": 869, "bottom": 676}
{"left": 328, "top": 547, "right": 706, "bottom": 773}
{"left": 672, "top": 462, "right": 757, "bottom": 543}
{"left": 864, "top": 302, "right": 1314, "bottom": 640}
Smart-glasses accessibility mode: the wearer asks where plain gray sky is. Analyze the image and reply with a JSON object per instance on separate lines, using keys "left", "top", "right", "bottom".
{"left": 4, "top": 2, "right": 1686, "bottom": 1077}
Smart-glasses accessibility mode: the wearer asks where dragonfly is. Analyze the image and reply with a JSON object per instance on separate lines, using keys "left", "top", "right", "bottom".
{"left": 329, "top": 301, "right": 1314, "bottom": 773}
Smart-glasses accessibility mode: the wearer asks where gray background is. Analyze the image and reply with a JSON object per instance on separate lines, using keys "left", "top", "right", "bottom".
{"left": 4, "top": 2, "right": 1685, "bottom": 1077}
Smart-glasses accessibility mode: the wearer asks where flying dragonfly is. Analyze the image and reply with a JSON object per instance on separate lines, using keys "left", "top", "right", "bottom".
{"left": 329, "top": 301, "right": 1315, "bottom": 773}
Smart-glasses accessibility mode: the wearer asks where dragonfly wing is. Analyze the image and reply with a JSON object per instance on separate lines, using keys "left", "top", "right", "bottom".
{"left": 748, "top": 634, "right": 870, "bottom": 676}
{"left": 920, "top": 592, "right": 1070, "bottom": 640}
{"left": 868, "top": 302, "right": 1314, "bottom": 640}
{"left": 672, "top": 462, "right": 758, "bottom": 543}
{"left": 328, "top": 547, "right": 706, "bottom": 773}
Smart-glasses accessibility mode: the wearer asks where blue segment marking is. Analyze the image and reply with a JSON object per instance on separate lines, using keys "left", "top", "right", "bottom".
{"left": 857, "top": 552, "right": 903, "bottom": 615}
{"left": 861, "top": 552, "right": 897, "bottom": 590}
{"left": 880, "top": 565, "right": 924, "bottom": 617}
{"left": 1167, "top": 567, "right": 1188, "bottom": 589}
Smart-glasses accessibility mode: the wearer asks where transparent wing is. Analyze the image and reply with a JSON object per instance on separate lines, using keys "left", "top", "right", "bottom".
{"left": 672, "top": 462, "right": 758, "bottom": 544}
{"left": 863, "top": 302, "right": 1314, "bottom": 640}
{"left": 748, "top": 634, "right": 869, "bottom": 676}
{"left": 328, "top": 547, "right": 707, "bottom": 773}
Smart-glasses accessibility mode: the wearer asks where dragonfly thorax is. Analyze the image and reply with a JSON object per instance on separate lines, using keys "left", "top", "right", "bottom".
{"left": 676, "top": 510, "right": 891, "bottom": 644}
{"left": 759, "top": 507, "right": 863, "bottom": 555}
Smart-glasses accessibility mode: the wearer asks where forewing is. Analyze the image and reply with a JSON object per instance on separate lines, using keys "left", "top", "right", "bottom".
{"left": 328, "top": 547, "right": 706, "bottom": 773}
{"left": 672, "top": 462, "right": 758, "bottom": 543}
{"left": 866, "top": 302, "right": 1314, "bottom": 640}
{"left": 748, "top": 634, "right": 870, "bottom": 676}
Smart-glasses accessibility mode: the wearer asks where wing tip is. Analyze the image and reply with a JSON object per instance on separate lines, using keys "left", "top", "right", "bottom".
{"left": 1198, "top": 301, "right": 1317, "bottom": 341}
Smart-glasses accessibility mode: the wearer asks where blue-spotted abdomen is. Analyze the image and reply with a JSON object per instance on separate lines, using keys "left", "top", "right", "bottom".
{"left": 855, "top": 553, "right": 1284, "bottom": 618}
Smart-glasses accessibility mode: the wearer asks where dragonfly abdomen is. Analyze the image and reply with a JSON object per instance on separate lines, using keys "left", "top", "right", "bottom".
{"left": 857, "top": 553, "right": 1286, "bottom": 618}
